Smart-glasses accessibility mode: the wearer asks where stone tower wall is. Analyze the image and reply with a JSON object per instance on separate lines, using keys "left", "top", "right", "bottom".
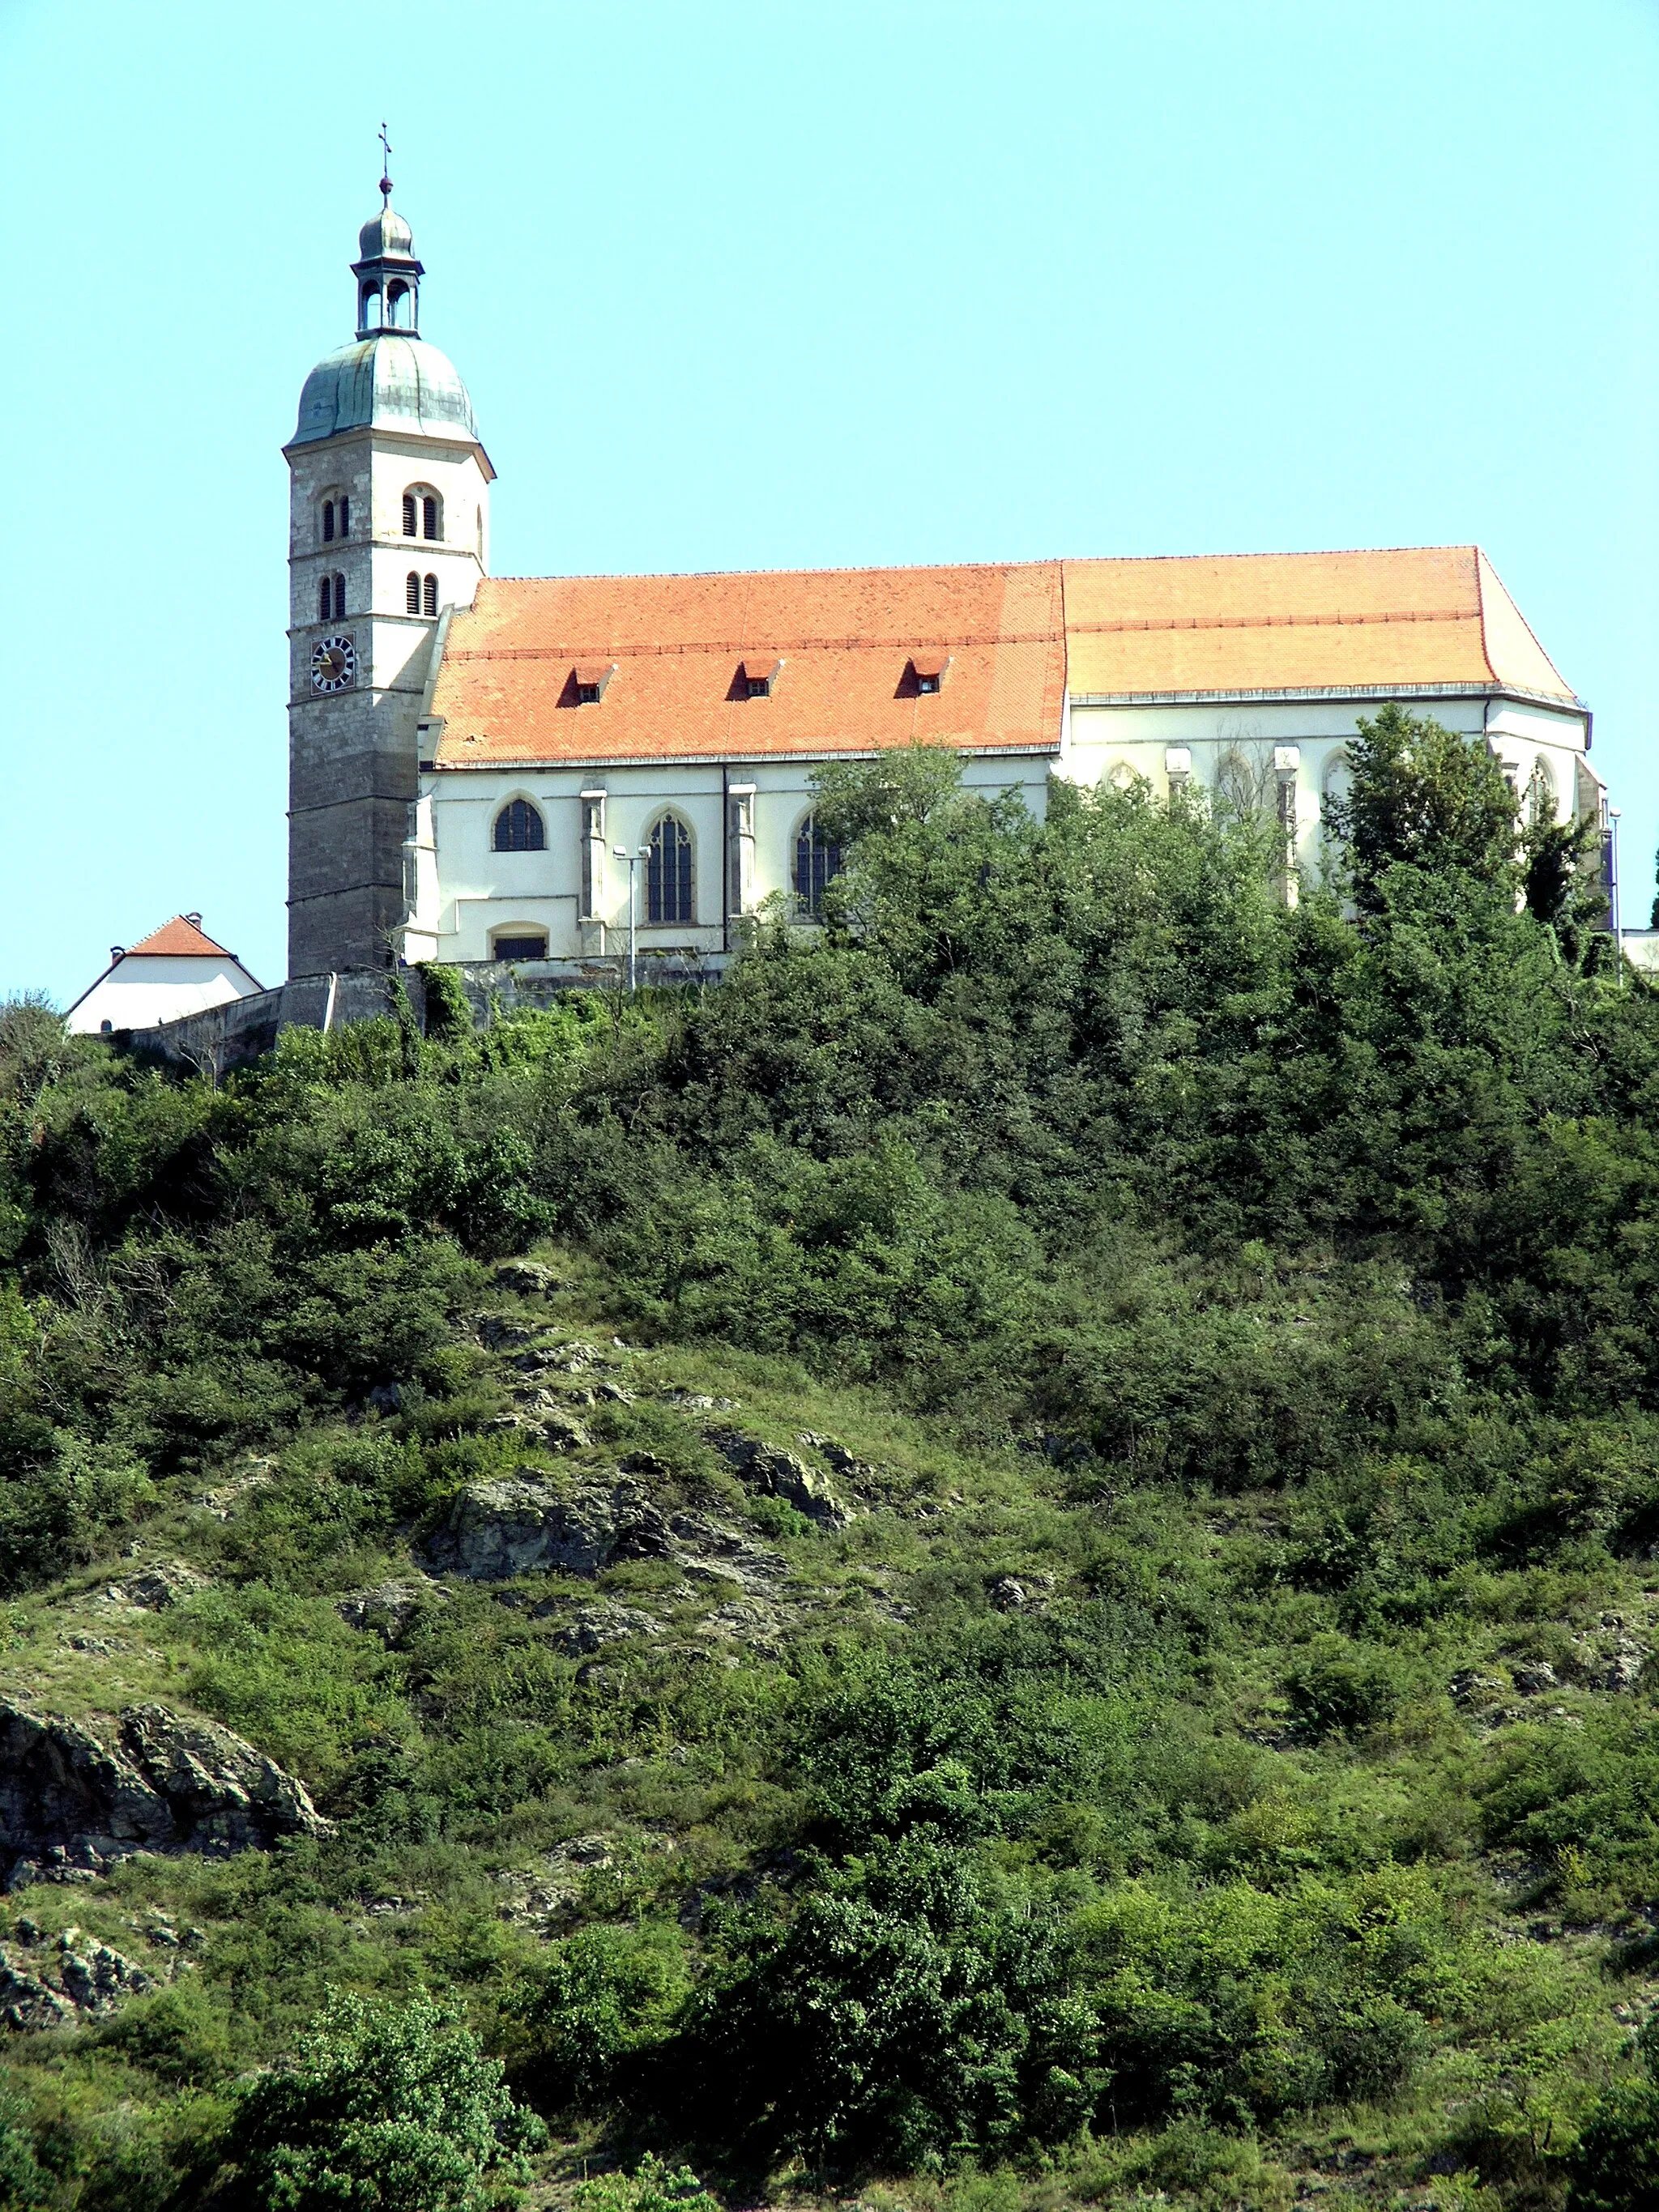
{"left": 285, "top": 426, "right": 490, "bottom": 978}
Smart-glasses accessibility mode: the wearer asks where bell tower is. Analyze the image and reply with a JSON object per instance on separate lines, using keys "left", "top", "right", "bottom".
{"left": 283, "top": 164, "right": 493, "bottom": 978}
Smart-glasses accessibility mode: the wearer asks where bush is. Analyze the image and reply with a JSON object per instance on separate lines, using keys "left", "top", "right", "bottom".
{"left": 233, "top": 1991, "right": 546, "bottom": 2212}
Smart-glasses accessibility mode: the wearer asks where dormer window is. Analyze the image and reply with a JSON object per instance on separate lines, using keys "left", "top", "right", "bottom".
{"left": 909, "top": 653, "right": 953, "bottom": 695}
{"left": 572, "top": 662, "right": 616, "bottom": 705}
{"left": 739, "top": 656, "right": 783, "bottom": 699}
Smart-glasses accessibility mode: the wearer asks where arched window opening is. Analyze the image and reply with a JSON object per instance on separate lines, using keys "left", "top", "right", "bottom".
{"left": 333, "top": 573, "right": 346, "bottom": 618}
{"left": 423, "top": 573, "right": 438, "bottom": 618}
{"left": 492, "top": 930, "right": 548, "bottom": 963}
{"left": 337, "top": 496, "right": 349, "bottom": 538}
{"left": 1526, "top": 756, "right": 1559, "bottom": 828}
{"left": 360, "top": 284, "right": 383, "bottom": 330}
{"left": 318, "top": 576, "right": 332, "bottom": 621}
{"left": 646, "top": 814, "right": 693, "bottom": 924}
{"left": 422, "top": 495, "right": 440, "bottom": 541}
{"left": 386, "top": 280, "right": 409, "bottom": 327}
{"left": 793, "top": 812, "right": 841, "bottom": 918}
{"left": 322, "top": 500, "right": 335, "bottom": 543}
{"left": 403, "top": 493, "right": 417, "bottom": 538}
{"left": 406, "top": 572, "right": 421, "bottom": 614}
{"left": 493, "top": 799, "right": 546, "bottom": 853}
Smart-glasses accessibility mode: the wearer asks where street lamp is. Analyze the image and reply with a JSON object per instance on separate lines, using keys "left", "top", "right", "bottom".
{"left": 612, "top": 845, "right": 649, "bottom": 992}
{"left": 1609, "top": 808, "right": 1624, "bottom": 978}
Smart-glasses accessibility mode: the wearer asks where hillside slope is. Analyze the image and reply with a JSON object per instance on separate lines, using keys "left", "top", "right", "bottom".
{"left": 2, "top": 725, "right": 1659, "bottom": 2210}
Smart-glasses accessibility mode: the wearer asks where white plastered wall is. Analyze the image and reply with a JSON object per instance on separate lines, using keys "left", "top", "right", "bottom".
{"left": 1062, "top": 693, "right": 1593, "bottom": 872}
{"left": 404, "top": 751, "right": 1054, "bottom": 961}
{"left": 66, "top": 957, "right": 263, "bottom": 1035}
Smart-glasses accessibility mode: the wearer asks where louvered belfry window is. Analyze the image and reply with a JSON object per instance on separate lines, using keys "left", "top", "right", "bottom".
{"left": 403, "top": 493, "right": 417, "bottom": 537}
{"left": 422, "top": 496, "right": 438, "bottom": 540}
{"left": 646, "top": 815, "right": 693, "bottom": 924}
{"left": 333, "top": 573, "right": 346, "bottom": 616}
{"left": 423, "top": 574, "right": 438, "bottom": 618}
{"left": 406, "top": 572, "right": 420, "bottom": 614}
{"left": 318, "top": 577, "right": 332, "bottom": 620}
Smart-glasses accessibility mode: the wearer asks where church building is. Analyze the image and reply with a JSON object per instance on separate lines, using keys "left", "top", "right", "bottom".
{"left": 286, "top": 193, "right": 1598, "bottom": 979}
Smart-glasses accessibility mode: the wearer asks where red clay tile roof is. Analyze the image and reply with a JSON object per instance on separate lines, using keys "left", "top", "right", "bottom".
{"left": 429, "top": 565, "right": 1069, "bottom": 766}
{"left": 122, "top": 915, "right": 236, "bottom": 959}
{"left": 426, "top": 548, "right": 1576, "bottom": 769}
{"left": 1061, "top": 546, "right": 1576, "bottom": 701}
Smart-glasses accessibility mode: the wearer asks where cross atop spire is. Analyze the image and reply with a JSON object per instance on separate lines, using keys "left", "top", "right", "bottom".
{"left": 378, "top": 121, "right": 393, "bottom": 203}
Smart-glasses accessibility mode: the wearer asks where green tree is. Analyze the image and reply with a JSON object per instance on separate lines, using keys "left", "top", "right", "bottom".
{"left": 233, "top": 1991, "right": 546, "bottom": 2212}
{"left": 1326, "top": 701, "right": 1520, "bottom": 909}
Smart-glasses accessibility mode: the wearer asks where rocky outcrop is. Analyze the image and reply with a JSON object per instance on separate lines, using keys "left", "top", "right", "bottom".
{"left": 543, "top": 1601, "right": 663, "bottom": 1655}
{"left": 0, "top": 1925, "right": 153, "bottom": 2030}
{"left": 494, "top": 1260, "right": 562, "bottom": 1298}
{"left": 0, "top": 1698, "right": 330, "bottom": 1887}
{"left": 108, "top": 1562, "right": 207, "bottom": 1612}
{"left": 706, "top": 1428, "right": 854, "bottom": 1526}
{"left": 424, "top": 1473, "right": 675, "bottom": 1581}
{"left": 335, "top": 1580, "right": 437, "bottom": 1643}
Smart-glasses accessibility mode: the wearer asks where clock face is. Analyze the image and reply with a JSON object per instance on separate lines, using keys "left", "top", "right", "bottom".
{"left": 310, "top": 634, "right": 357, "bottom": 693}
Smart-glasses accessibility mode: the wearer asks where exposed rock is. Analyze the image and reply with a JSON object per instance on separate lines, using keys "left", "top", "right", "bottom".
{"left": 663, "top": 1390, "right": 739, "bottom": 1413}
{"left": 335, "top": 1580, "right": 437, "bottom": 1643}
{"left": 696, "top": 1596, "right": 783, "bottom": 1657}
{"left": 493, "top": 1833, "right": 617, "bottom": 1929}
{"left": 0, "top": 1926, "right": 153, "bottom": 2031}
{"left": 798, "top": 1431, "right": 876, "bottom": 1484}
{"left": 705, "top": 1428, "right": 853, "bottom": 1527}
{"left": 192, "top": 1461, "right": 276, "bottom": 1520}
{"left": 424, "top": 1473, "right": 674, "bottom": 1582}
{"left": 477, "top": 1315, "right": 538, "bottom": 1349}
{"left": 110, "top": 1562, "right": 207, "bottom": 1612}
{"left": 536, "top": 1408, "right": 592, "bottom": 1452}
{"left": 484, "top": 1403, "right": 591, "bottom": 1454}
{"left": 544, "top": 1602, "right": 663, "bottom": 1655}
{"left": 1572, "top": 1626, "right": 1648, "bottom": 1692}
{"left": 0, "top": 1698, "right": 330, "bottom": 1887}
{"left": 987, "top": 1572, "right": 1055, "bottom": 1613}
{"left": 494, "top": 1260, "right": 562, "bottom": 1298}
{"left": 1450, "top": 1669, "right": 1507, "bottom": 1707}
{"left": 1512, "top": 1661, "right": 1559, "bottom": 1696}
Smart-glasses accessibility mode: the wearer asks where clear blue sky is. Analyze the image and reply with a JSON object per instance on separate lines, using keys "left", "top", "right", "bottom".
{"left": 1, "top": 0, "right": 1654, "bottom": 1003}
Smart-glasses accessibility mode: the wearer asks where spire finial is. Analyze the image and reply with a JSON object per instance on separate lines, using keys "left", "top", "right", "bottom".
{"left": 378, "top": 121, "right": 393, "bottom": 203}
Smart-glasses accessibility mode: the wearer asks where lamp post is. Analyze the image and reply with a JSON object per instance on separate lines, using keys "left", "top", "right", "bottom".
{"left": 1609, "top": 808, "right": 1624, "bottom": 978}
{"left": 612, "top": 845, "right": 648, "bottom": 992}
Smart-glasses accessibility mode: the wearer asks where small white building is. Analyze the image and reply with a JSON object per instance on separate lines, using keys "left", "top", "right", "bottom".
{"left": 66, "top": 916, "right": 265, "bottom": 1037}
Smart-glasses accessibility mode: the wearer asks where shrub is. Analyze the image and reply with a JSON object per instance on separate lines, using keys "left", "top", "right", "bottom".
{"left": 232, "top": 1990, "right": 546, "bottom": 2212}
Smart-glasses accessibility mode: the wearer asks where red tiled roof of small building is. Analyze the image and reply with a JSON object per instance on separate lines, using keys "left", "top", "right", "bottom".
{"left": 122, "top": 915, "right": 237, "bottom": 960}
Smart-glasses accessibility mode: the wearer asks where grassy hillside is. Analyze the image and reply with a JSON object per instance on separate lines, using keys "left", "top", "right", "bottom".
{"left": 2, "top": 718, "right": 1659, "bottom": 2210}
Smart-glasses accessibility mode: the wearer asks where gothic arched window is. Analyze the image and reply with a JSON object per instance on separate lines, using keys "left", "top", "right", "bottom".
{"left": 406, "top": 571, "right": 420, "bottom": 614}
{"left": 333, "top": 572, "right": 346, "bottom": 618}
{"left": 322, "top": 500, "right": 335, "bottom": 543}
{"left": 403, "top": 493, "right": 417, "bottom": 538}
{"left": 337, "top": 495, "right": 349, "bottom": 538}
{"left": 646, "top": 814, "right": 693, "bottom": 924}
{"left": 422, "top": 495, "right": 440, "bottom": 541}
{"left": 423, "top": 573, "right": 438, "bottom": 618}
{"left": 493, "top": 799, "right": 546, "bottom": 853}
{"left": 793, "top": 812, "right": 842, "bottom": 918}
{"left": 318, "top": 576, "right": 332, "bottom": 620}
